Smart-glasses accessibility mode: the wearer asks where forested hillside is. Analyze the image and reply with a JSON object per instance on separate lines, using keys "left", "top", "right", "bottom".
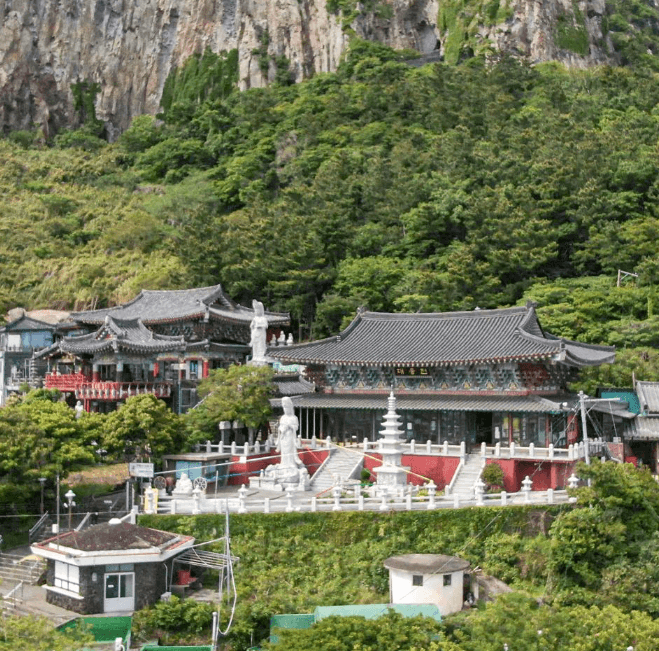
{"left": 2, "top": 43, "right": 659, "bottom": 386}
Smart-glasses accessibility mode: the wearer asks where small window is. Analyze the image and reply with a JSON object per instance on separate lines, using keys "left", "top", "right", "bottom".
{"left": 443, "top": 574, "right": 452, "bottom": 586}
{"left": 54, "top": 561, "right": 80, "bottom": 594}
{"left": 412, "top": 575, "right": 423, "bottom": 587}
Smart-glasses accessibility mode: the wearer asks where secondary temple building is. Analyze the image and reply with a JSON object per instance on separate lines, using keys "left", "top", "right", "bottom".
{"left": 267, "top": 303, "right": 616, "bottom": 450}
{"left": 37, "top": 284, "right": 289, "bottom": 413}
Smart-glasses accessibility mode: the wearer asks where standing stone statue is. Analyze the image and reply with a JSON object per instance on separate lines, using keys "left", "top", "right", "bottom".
{"left": 249, "top": 300, "right": 269, "bottom": 363}
{"left": 260, "top": 396, "right": 310, "bottom": 490}
{"left": 277, "top": 396, "right": 303, "bottom": 471}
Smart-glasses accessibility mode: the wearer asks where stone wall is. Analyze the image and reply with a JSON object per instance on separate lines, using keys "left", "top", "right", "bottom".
{"left": 45, "top": 559, "right": 171, "bottom": 614}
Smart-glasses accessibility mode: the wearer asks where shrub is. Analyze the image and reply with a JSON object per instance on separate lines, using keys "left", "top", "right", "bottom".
{"left": 482, "top": 462, "right": 505, "bottom": 489}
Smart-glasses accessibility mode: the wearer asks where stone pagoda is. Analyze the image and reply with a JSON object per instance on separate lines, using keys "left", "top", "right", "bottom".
{"left": 372, "top": 391, "right": 410, "bottom": 496}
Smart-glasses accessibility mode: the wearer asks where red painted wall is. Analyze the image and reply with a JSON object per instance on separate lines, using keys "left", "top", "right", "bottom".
{"left": 486, "top": 458, "right": 576, "bottom": 492}
{"left": 227, "top": 448, "right": 330, "bottom": 485}
{"left": 229, "top": 450, "right": 577, "bottom": 490}
{"left": 363, "top": 454, "right": 460, "bottom": 490}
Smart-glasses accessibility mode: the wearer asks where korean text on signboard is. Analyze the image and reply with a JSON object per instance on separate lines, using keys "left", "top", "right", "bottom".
{"left": 395, "top": 367, "right": 431, "bottom": 377}
{"left": 128, "top": 463, "right": 154, "bottom": 478}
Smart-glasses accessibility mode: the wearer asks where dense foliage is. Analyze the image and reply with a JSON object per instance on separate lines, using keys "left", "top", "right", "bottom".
{"left": 3, "top": 45, "right": 659, "bottom": 383}
{"left": 138, "top": 462, "right": 659, "bottom": 650}
{"left": 187, "top": 364, "right": 275, "bottom": 440}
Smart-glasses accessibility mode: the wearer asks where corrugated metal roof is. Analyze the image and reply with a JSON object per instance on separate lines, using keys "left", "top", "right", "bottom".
{"left": 624, "top": 416, "right": 659, "bottom": 440}
{"left": 289, "top": 393, "right": 564, "bottom": 413}
{"left": 269, "top": 306, "right": 614, "bottom": 368}
{"left": 636, "top": 382, "right": 659, "bottom": 414}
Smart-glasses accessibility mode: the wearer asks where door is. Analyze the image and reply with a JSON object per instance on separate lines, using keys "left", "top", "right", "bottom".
{"left": 104, "top": 572, "right": 135, "bottom": 612}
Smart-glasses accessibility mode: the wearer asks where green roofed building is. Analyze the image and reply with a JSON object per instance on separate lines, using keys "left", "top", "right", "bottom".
{"left": 270, "top": 603, "right": 441, "bottom": 643}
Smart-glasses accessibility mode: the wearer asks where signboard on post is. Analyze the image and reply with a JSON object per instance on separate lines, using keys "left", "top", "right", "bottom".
{"left": 128, "top": 463, "right": 154, "bottom": 478}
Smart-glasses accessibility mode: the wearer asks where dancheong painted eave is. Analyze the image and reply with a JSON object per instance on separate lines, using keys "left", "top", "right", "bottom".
{"left": 267, "top": 305, "right": 615, "bottom": 368}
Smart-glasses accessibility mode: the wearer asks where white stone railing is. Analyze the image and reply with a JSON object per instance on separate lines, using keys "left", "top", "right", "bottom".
{"left": 192, "top": 440, "right": 273, "bottom": 456}
{"left": 191, "top": 436, "right": 600, "bottom": 462}
{"left": 145, "top": 474, "right": 577, "bottom": 516}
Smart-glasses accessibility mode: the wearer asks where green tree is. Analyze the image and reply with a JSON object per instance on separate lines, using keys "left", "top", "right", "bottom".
{"left": 263, "top": 611, "right": 445, "bottom": 651}
{"left": 102, "top": 394, "right": 183, "bottom": 461}
{"left": 187, "top": 365, "right": 274, "bottom": 439}
{"left": 0, "top": 615, "right": 94, "bottom": 651}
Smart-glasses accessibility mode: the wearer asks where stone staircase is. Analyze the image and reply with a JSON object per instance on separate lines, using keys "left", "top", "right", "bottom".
{"left": 0, "top": 552, "right": 45, "bottom": 586}
{"left": 310, "top": 447, "right": 364, "bottom": 495}
{"left": 447, "top": 454, "right": 484, "bottom": 500}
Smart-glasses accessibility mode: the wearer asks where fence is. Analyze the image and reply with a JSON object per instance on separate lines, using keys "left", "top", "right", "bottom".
{"left": 145, "top": 474, "right": 577, "bottom": 516}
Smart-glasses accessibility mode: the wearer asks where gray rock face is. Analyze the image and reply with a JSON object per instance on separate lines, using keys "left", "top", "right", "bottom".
{"left": 0, "top": 0, "right": 615, "bottom": 138}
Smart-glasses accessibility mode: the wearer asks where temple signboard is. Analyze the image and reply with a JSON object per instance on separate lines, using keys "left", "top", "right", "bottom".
{"left": 395, "top": 366, "right": 431, "bottom": 377}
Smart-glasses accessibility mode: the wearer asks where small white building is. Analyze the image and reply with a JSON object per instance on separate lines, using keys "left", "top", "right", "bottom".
{"left": 384, "top": 553, "right": 473, "bottom": 616}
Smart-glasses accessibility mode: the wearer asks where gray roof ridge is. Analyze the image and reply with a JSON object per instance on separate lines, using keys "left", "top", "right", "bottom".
{"left": 553, "top": 335, "right": 615, "bottom": 352}
{"left": 200, "top": 284, "right": 234, "bottom": 308}
{"left": 360, "top": 306, "right": 529, "bottom": 320}
{"left": 269, "top": 310, "right": 365, "bottom": 353}
{"left": 140, "top": 283, "right": 223, "bottom": 298}
{"left": 0, "top": 314, "right": 57, "bottom": 331}
{"left": 71, "top": 290, "right": 146, "bottom": 319}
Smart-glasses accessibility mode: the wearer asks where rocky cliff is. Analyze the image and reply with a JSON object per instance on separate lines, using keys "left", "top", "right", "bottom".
{"left": 0, "top": 0, "right": 624, "bottom": 138}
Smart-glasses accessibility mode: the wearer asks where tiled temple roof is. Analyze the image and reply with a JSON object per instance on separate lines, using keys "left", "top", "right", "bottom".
{"left": 289, "top": 393, "right": 567, "bottom": 413}
{"left": 37, "top": 316, "right": 187, "bottom": 357}
{"left": 268, "top": 305, "right": 615, "bottom": 368}
{"left": 71, "top": 284, "right": 289, "bottom": 327}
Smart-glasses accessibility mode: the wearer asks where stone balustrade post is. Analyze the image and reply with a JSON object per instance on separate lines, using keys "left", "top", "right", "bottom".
{"left": 500, "top": 491, "right": 507, "bottom": 506}
{"left": 326, "top": 436, "right": 332, "bottom": 449}
{"left": 410, "top": 439, "right": 415, "bottom": 454}
{"left": 363, "top": 438, "right": 369, "bottom": 451}
{"left": 510, "top": 442, "right": 516, "bottom": 457}
{"left": 264, "top": 498, "right": 270, "bottom": 513}
{"left": 495, "top": 442, "right": 501, "bottom": 458}
{"left": 311, "top": 435, "right": 317, "bottom": 450}
{"left": 353, "top": 484, "right": 360, "bottom": 499}
{"left": 442, "top": 441, "right": 449, "bottom": 455}
{"left": 238, "top": 485, "right": 247, "bottom": 514}
{"left": 358, "top": 494, "right": 364, "bottom": 511}
{"left": 219, "top": 441, "right": 225, "bottom": 455}
{"left": 379, "top": 490, "right": 389, "bottom": 512}
{"left": 254, "top": 441, "right": 261, "bottom": 454}
{"left": 243, "top": 443, "right": 250, "bottom": 456}
{"left": 311, "top": 496, "right": 317, "bottom": 512}
{"left": 426, "top": 440, "right": 432, "bottom": 454}
{"left": 481, "top": 441, "right": 487, "bottom": 457}
{"left": 453, "top": 493, "right": 460, "bottom": 509}
{"left": 230, "top": 442, "right": 237, "bottom": 455}
{"left": 427, "top": 481, "right": 436, "bottom": 509}
{"left": 286, "top": 488, "right": 294, "bottom": 513}
{"left": 529, "top": 443, "right": 535, "bottom": 457}
{"left": 206, "top": 440, "right": 212, "bottom": 453}
{"left": 548, "top": 443, "right": 554, "bottom": 460}
{"left": 522, "top": 475, "right": 533, "bottom": 503}
{"left": 406, "top": 490, "right": 412, "bottom": 511}
{"left": 192, "top": 487, "right": 201, "bottom": 515}
{"left": 547, "top": 488, "right": 554, "bottom": 504}
{"left": 475, "top": 479, "right": 485, "bottom": 506}
{"left": 332, "top": 486, "right": 342, "bottom": 511}
{"left": 460, "top": 441, "right": 466, "bottom": 460}
{"left": 264, "top": 441, "right": 270, "bottom": 453}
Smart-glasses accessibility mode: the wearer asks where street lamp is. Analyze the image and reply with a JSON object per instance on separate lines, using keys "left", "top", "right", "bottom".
{"left": 38, "top": 477, "right": 46, "bottom": 515}
{"left": 64, "top": 489, "right": 76, "bottom": 531}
